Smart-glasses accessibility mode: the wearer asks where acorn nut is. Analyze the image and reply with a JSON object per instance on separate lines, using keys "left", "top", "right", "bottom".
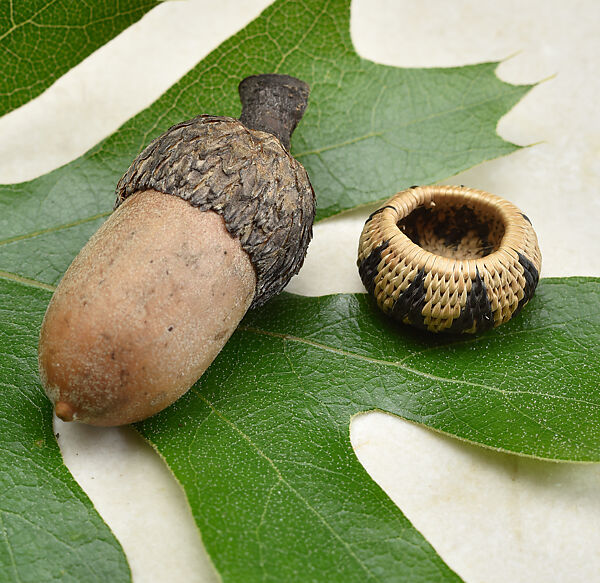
{"left": 38, "top": 74, "right": 315, "bottom": 426}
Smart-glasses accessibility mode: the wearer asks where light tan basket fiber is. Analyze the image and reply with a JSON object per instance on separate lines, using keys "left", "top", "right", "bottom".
{"left": 357, "top": 185, "right": 542, "bottom": 334}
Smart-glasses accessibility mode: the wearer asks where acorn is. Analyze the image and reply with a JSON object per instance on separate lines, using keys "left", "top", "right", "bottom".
{"left": 38, "top": 74, "right": 315, "bottom": 426}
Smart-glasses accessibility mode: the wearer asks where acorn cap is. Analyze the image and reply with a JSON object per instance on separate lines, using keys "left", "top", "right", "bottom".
{"left": 115, "top": 75, "right": 315, "bottom": 307}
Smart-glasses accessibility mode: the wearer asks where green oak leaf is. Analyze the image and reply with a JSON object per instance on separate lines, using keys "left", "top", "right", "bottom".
{"left": 0, "top": 278, "right": 130, "bottom": 582}
{"left": 0, "top": 0, "right": 531, "bottom": 289}
{"left": 137, "top": 278, "right": 600, "bottom": 582}
{"left": 0, "top": 0, "right": 158, "bottom": 117}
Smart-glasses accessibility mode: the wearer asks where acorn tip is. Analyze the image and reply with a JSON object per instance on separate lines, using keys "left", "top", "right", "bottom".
{"left": 55, "top": 401, "right": 75, "bottom": 422}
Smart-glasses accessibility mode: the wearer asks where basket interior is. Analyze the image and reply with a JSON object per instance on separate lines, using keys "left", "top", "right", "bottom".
{"left": 397, "top": 199, "right": 505, "bottom": 260}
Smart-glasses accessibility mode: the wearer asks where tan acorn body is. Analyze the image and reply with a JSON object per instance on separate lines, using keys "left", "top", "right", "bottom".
{"left": 39, "top": 190, "right": 256, "bottom": 425}
{"left": 38, "top": 74, "right": 315, "bottom": 426}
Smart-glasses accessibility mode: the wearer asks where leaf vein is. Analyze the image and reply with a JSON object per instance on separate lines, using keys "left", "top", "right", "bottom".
{"left": 0, "top": 211, "right": 110, "bottom": 247}
{"left": 240, "top": 326, "right": 600, "bottom": 408}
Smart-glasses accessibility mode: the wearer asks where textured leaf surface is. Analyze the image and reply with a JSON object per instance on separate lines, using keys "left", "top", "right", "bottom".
{"left": 137, "top": 278, "right": 599, "bottom": 582}
{"left": 0, "top": 279, "right": 130, "bottom": 582}
{"left": 0, "top": 0, "right": 158, "bottom": 117}
{"left": 0, "top": 0, "right": 531, "bottom": 289}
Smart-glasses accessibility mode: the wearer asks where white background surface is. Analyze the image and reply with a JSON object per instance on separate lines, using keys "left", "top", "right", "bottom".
{"left": 1, "top": 1, "right": 599, "bottom": 582}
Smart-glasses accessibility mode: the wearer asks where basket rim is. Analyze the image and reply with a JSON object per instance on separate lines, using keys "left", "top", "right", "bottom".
{"left": 375, "top": 184, "right": 528, "bottom": 275}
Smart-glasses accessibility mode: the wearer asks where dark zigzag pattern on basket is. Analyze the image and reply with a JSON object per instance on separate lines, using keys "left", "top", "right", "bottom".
{"left": 359, "top": 248, "right": 496, "bottom": 333}
{"left": 358, "top": 241, "right": 389, "bottom": 295}
{"left": 448, "top": 269, "right": 494, "bottom": 334}
{"left": 389, "top": 268, "right": 494, "bottom": 334}
{"left": 515, "top": 252, "right": 540, "bottom": 316}
{"left": 391, "top": 269, "right": 427, "bottom": 329}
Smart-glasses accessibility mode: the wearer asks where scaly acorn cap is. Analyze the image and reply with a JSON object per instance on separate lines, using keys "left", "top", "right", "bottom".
{"left": 115, "top": 74, "right": 315, "bottom": 307}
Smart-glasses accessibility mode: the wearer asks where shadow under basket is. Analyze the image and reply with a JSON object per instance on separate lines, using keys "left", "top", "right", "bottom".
{"left": 357, "top": 185, "right": 542, "bottom": 334}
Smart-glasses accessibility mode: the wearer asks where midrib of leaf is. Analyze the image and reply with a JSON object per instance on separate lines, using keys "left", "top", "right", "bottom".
{"left": 238, "top": 324, "right": 597, "bottom": 406}
{"left": 0, "top": 211, "right": 111, "bottom": 247}
{"left": 0, "top": 271, "right": 55, "bottom": 292}
{"left": 238, "top": 323, "right": 600, "bottom": 456}
{"left": 195, "top": 390, "right": 388, "bottom": 582}
{"left": 295, "top": 132, "right": 383, "bottom": 159}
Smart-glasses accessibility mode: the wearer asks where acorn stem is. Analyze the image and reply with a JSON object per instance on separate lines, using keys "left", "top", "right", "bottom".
{"left": 238, "top": 74, "right": 310, "bottom": 151}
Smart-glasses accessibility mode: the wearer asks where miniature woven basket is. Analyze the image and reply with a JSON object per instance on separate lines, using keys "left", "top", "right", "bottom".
{"left": 357, "top": 185, "right": 542, "bottom": 334}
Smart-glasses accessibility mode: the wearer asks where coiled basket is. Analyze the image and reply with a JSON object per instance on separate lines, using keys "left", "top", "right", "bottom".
{"left": 357, "top": 185, "right": 542, "bottom": 334}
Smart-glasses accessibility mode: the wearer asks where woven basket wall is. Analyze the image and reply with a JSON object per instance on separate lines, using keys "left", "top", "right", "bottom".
{"left": 357, "top": 185, "right": 542, "bottom": 334}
